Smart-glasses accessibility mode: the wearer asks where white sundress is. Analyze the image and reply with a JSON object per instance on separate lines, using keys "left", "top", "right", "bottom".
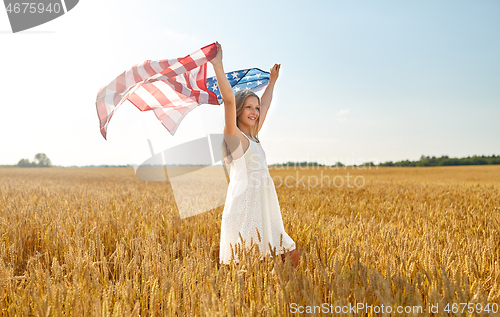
{"left": 219, "top": 129, "right": 296, "bottom": 264}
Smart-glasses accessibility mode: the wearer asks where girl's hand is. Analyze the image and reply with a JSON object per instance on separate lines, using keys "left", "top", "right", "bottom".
{"left": 270, "top": 63, "right": 280, "bottom": 82}
{"left": 210, "top": 41, "right": 223, "bottom": 66}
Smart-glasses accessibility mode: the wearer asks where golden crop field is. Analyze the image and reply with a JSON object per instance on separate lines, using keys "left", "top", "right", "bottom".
{"left": 1, "top": 165, "right": 499, "bottom": 316}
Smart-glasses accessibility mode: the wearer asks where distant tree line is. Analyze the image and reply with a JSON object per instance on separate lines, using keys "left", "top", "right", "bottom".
{"left": 271, "top": 161, "right": 330, "bottom": 167}
{"left": 3, "top": 154, "right": 498, "bottom": 169}
{"left": 269, "top": 155, "right": 499, "bottom": 168}
{"left": 379, "top": 155, "right": 500, "bottom": 167}
{"left": 17, "top": 153, "right": 52, "bottom": 167}
{"left": 63, "top": 164, "right": 133, "bottom": 168}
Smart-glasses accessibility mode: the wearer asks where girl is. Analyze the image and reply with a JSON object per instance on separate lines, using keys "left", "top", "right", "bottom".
{"left": 210, "top": 42, "right": 299, "bottom": 267}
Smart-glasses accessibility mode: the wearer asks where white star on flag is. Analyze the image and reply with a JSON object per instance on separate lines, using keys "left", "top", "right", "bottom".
{"left": 206, "top": 68, "right": 271, "bottom": 104}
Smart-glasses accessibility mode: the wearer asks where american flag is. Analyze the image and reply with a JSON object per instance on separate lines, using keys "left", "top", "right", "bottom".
{"left": 96, "top": 43, "right": 219, "bottom": 139}
{"left": 96, "top": 43, "right": 270, "bottom": 139}
{"left": 206, "top": 68, "right": 270, "bottom": 104}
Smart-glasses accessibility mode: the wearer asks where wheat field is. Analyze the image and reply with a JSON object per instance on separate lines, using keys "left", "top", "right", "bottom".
{"left": 0, "top": 165, "right": 499, "bottom": 316}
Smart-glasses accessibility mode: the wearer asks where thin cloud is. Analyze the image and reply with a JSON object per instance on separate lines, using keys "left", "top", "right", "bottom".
{"left": 337, "top": 109, "right": 349, "bottom": 122}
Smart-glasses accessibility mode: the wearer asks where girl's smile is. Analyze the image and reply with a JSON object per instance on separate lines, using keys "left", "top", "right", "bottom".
{"left": 239, "top": 95, "right": 260, "bottom": 125}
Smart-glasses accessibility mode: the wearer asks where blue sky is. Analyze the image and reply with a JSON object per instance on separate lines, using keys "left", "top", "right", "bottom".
{"left": 0, "top": 0, "right": 498, "bottom": 166}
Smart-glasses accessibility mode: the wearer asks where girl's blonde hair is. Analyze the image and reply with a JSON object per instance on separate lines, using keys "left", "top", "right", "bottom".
{"left": 221, "top": 90, "right": 261, "bottom": 165}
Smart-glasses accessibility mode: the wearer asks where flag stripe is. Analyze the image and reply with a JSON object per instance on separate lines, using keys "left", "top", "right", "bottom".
{"left": 96, "top": 43, "right": 265, "bottom": 140}
{"left": 96, "top": 43, "right": 220, "bottom": 139}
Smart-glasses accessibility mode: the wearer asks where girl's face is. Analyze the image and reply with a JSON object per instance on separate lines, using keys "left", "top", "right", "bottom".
{"left": 238, "top": 96, "right": 260, "bottom": 126}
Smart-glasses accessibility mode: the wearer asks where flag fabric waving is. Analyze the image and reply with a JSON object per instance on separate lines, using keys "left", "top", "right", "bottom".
{"left": 206, "top": 68, "right": 270, "bottom": 104}
{"left": 96, "top": 43, "right": 271, "bottom": 139}
{"left": 96, "top": 43, "right": 219, "bottom": 139}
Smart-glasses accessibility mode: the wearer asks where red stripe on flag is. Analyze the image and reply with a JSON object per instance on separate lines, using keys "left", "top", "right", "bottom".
{"left": 128, "top": 92, "right": 152, "bottom": 111}
{"left": 113, "top": 92, "right": 122, "bottom": 105}
{"left": 179, "top": 55, "right": 197, "bottom": 72}
{"left": 201, "top": 43, "right": 218, "bottom": 61}
{"left": 116, "top": 72, "right": 126, "bottom": 92}
{"left": 143, "top": 61, "right": 157, "bottom": 77}
{"left": 141, "top": 83, "right": 173, "bottom": 108}
{"left": 166, "top": 78, "right": 187, "bottom": 99}
{"left": 96, "top": 101, "right": 108, "bottom": 124}
{"left": 159, "top": 59, "right": 172, "bottom": 70}
{"left": 132, "top": 65, "right": 143, "bottom": 83}
{"left": 184, "top": 73, "right": 193, "bottom": 91}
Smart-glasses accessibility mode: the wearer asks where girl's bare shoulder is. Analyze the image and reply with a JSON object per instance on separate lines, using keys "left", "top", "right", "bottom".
{"left": 224, "top": 126, "right": 249, "bottom": 154}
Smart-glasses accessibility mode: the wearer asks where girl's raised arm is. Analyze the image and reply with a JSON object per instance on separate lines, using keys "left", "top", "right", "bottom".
{"left": 257, "top": 63, "right": 280, "bottom": 133}
{"left": 210, "top": 42, "right": 237, "bottom": 135}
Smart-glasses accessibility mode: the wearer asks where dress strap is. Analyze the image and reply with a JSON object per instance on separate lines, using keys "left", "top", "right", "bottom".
{"left": 237, "top": 127, "right": 251, "bottom": 142}
{"left": 237, "top": 126, "right": 260, "bottom": 143}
